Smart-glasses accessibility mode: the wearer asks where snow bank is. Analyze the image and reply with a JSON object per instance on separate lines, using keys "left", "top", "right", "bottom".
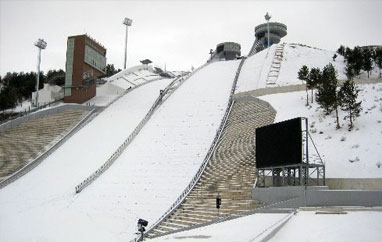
{"left": 269, "top": 211, "right": 382, "bottom": 242}
{"left": 259, "top": 83, "right": 382, "bottom": 178}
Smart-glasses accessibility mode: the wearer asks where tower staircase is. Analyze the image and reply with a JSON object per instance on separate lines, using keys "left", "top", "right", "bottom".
{"left": 145, "top": 96, "right": 276, "bottom": 238}
{"left": 266, "top": 43, "right": 285, "bottom": 86}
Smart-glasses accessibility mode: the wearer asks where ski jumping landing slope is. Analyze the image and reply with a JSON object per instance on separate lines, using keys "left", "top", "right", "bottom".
{"left": 0, "top": 60, "right": 239, "bottom": 242}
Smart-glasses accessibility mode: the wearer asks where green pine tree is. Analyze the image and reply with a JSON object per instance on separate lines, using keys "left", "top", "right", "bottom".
{"left": 332, "top": 53, "right": 337, "bottom": 61}
{"left": 374, "top": 47, "right": 382, "bottom": 78}
{"left": 298, "top": 65, "right": 310, "bottom": 106}
{"left": 339, "top": 79, "right": 362, "bottom": 130}
{"left": 337, "top": 45, "right": 345, "bottom": 56}
{"left": 362, "top": 48, "right": 373, "bottom": 78}
{"left": 316, "top": 63, "right": 341, "bottom": 129}
{"left": 307, "top": 67, "right": 321, "bottom": 103}
{"left": 345, "top": 64, "right": 355, "bottom": 81}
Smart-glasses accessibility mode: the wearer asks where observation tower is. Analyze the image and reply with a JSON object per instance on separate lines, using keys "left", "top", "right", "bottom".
{"left": 249, "top": 13, "right": 287, "bottom": 56}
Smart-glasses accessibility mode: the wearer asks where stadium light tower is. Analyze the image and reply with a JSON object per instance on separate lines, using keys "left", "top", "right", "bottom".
{"left": 123, "top": 17, "right": 133, "bottom": 70}
{"left": 264, "top": 12, "right": 271, "bottom": 48}
{"left": 34, "top": 38, "right": 47, "bottom": 107}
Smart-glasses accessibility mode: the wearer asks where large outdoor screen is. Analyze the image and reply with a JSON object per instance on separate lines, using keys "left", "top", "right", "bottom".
{"left": 256, "top": 117, "right": 302, "bottom": 168}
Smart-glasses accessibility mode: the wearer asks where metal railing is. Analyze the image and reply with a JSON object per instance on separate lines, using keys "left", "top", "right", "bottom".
{"left": 75, "top": 67, "right": 207, "bottom": 194}
{"left": 141, "top": 58, "right": 247, "bottom": 240}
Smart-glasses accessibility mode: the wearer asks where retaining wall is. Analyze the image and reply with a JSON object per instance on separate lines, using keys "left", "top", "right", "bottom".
{"left": 253, "top": 186, "right": 382, "bottom": 207}
{"left": 234, "top": 78, "right": 382, "bottom": 98}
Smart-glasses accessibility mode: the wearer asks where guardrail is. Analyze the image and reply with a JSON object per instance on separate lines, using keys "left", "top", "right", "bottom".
{"left": 141, "top": 58, "right": 247, "bottom": 240}
{"left": 74, "top": 68, "right": 205, "bottom": 194}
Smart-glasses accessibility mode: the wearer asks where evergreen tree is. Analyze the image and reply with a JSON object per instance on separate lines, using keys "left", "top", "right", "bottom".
{"left": 105, "top": 64, "right": 121, "bottom": 77}
{"left": 362, "top": 48, "right": 373, "bottom": 78}
{"left": 337, "top": 45, "right": 345, "bottom": 56}
{"left": 307, "top": 67, "right": 321, "bottom": 103}
{"left": 351, "top": 46, "right": 363, "bottom": 75}
{"left": 298, "top": 65, "right": 310, "bottom": 106}
{"left": 332, "top": 53, "right": 337, "bottom": 61}
{"left": 345, "top": 64, "right": 355, "bottom": 81}
{"left": 46, "top": 69, "right": 65, "bottom": 86}
{"left": 339, "top": 79, "right": 362, "bottom": 130}
{"left": 316, "top": 63, "right": 341, "bottom": 128}
{"left": 374, "top": 47, "right": 382, "bottom": 78}
{"left": 344, "top": 47, "right": 352, "bottom": 62}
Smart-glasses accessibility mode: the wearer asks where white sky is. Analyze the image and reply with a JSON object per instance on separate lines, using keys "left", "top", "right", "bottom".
{"left": 0, "top": 0, "right": 381, "bottom": 76}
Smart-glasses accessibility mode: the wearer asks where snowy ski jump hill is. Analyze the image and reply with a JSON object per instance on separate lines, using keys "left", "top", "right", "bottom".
{"left": 0, "top": 43, "right": 381, "bottom": 242}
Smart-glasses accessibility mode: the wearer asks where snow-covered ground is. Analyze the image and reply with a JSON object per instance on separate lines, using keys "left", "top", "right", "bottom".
{"left": 259, "top": 83, "right": 382, "bottom": 178}
{"left": 0, "top": 60, "right": 239, "bottom": 241}
{"left": 149, "top": 212, "right": 290, "bottom": 242}
{"left": 269, "top": 210, "right": 382, "bottom": 242}
{"left": 107, "top": 65, "right": 162, "bottom": 90}
{"left": 0, "top": 77, "right": 172, "bottom": 242}
{"left": 149, "top": 210, "right": 382, "bottom": 242}
{"left": 1, "top": 41, "right": 381, "bottom": 242}
{"left": 68, "top": 60, "right": 239, "bottom": 241}
{"left": 236, "top": 43, "right": 380, "bottom": 93}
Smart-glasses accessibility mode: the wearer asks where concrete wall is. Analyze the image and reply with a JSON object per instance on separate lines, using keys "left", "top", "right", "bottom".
{"left": 253, "top": 186, "right": 327, "bottom": 204}
{"left": 234, "top": 78, "right": 382, "bottom": 98}
{"left": 306, "top": 190, "right": 382, "bottom": 207}
{"left": 326, "top": 178, "right": 382, "bottom": 190}
{"left": 32, "top": 84, "right": 64, "bottom": 105}
{"left": 253, "top": 186, "right": 382, "bottom": 207}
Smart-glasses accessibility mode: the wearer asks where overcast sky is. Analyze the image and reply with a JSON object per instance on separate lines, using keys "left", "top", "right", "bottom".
{"left": 0, "top": 0, "right": 381, "bottom": 76}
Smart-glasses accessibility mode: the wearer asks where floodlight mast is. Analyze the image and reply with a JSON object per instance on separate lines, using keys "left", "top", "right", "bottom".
{"left": 265, "top": 12, "right": 271, "bottom": 49}
{"left": 34, "top": 38, "right": 47, "bottom": 107}
{"left": 123, "top": 17, "right": 133, "bottom": 70}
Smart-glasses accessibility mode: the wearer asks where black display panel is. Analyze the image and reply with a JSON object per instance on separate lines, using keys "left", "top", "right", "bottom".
{"left": 256, "top": 117, "right": 302, "bottom": 168}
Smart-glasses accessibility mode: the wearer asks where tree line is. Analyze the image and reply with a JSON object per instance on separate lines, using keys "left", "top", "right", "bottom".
{"left": 298, "top": 63, "right": 362, "bottom": 130}
{"left": 336, "top": 45, "right": 382, "bottom": 79}
{"left": 0, "top": 64, "right": 120, "bottom": 112}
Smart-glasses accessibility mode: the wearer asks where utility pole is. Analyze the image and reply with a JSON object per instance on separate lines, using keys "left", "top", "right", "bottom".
{"left": 34, "top": 38, "right": 47, "bottom": 107}
{"left": 265, "top": 12, "right": 271, "bottom": 48}
{"left": 123, "top": 17, "right": 133, "bottom": 70}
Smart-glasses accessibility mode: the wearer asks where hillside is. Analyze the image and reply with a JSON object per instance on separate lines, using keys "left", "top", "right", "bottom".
{"left": 0, "top": 42, "right": 381, "bottom": 242}
{"left": 237, "top": 43, "right": 380, "bottom": 93}
{"left": 260, "top": 82, "right": 382, "bottom": 178}
{"left": 236, "top": 43, "right": 382, "bottom": 179}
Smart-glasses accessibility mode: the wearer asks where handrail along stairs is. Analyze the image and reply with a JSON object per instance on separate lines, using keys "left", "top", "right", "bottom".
{"left": 142, "top": 57, "right": 247, "bottom": 239}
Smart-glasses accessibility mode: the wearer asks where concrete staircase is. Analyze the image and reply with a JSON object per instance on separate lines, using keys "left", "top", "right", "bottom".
{"left": 266, "top": 43, "right": 285, "bottom": 86}
{"left": 146, "top": 96, "right": 276, "bottom": 238}
{"left": 0, "top": 109, "right": 89, "bottom": 181}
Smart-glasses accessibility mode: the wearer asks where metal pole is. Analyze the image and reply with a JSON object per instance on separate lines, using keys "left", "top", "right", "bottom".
{"left": 267, "top": 20, "right": 270, "bottom": 48}
{"left": 124, "top": 24, "right": 128, "bottom": 69}
{"left": 35, "top": 47, "right": 42, "bottom": 107}
{"left": 265, "top": 12, "right": 271, "bottom": 49}
{"left": 305, "top": 118, "right": 309, "bottom": 185}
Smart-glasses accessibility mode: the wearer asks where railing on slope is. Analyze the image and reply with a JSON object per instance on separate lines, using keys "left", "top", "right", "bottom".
{"left": 142, "top": 57, "right": 247, "bottom": 239}
{"left": 266, "top": 43, "right": 285, "bottom": 86}
{"left": 75, "top": 65, "right": 207, "bottom": 194}
{"left": 75, "top": 76, "right": 183, "bottom": 193}
{"left": 248, "top": 39, "right": 265, "bottom": 57}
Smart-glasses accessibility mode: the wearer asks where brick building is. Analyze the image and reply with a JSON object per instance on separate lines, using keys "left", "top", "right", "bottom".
{"left": 64, "top": 34, "right": 106, "bottom": 104}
